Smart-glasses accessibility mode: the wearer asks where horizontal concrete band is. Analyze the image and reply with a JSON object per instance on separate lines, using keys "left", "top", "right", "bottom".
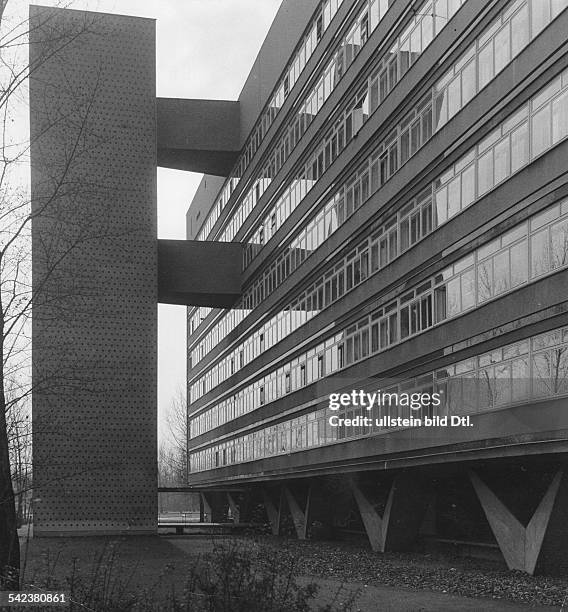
{"left": 187, "top": 399, "right": 568, "bottom": 485}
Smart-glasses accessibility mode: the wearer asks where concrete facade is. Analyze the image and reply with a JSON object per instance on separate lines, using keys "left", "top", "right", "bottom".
{"left": 30, "top": 6, "right": 157, "bottom": 535}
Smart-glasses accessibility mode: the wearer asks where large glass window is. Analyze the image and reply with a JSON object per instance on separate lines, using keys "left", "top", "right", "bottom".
{"left": 532, "top": 105, "right": 552, "bottom": 156}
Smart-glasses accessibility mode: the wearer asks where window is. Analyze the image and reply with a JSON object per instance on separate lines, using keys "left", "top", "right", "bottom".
{"left": 510, "top": 241, "right": 528, "bottom": 286}
{"left": 446, "top": 276, "right": 461, "bottom": 316}
{"left": 448, "top": 76, "right": 461, "bottom": 119}
{"left": 494, "top": 138, "right": 509, "bottom": 184}
{"left": 551, "top": 217, "right": 568, "bottom": 269}
{"left": 493, "top": 250, "right": 510, "bottom": 294}
{"left": 532, "top": 105, "right": 552, "bottom": 156}
{"left": 531, "top": 229, "right": 550, "bottom": 277}
{"left": 461, "top": 269, "right": 475, "bottom": 309}
{"left": 532, "top": 351, "right": 551, "bottom": 397}
{"left": 478, "top": 42, "right": 494, "bottom": 90}
{"left": 511, "top": 5, "right": 529, "bottom": 56}
{"left": 511, "top": 122, "right": 528, "bottom": 172}
{"left": 552, "top": 90, "right": 568, "bottom": 143}
{"left": 422, "top": 13, "right": 434, "bottom": 48}
{"left": 461, "top": 164, "right": 475, "bottom": 209}
{"left": 447, "top": 177, "right": 461, "bottom": 218}
{"left": 531, "top": 0, "right": 550, "bottom": 37}
{"left": 435, "top": 186, "right": 448, "bottom": 225}
{"left": 434, "top": 90, "right": 448, "bottom": 130}
{"left": 477, "top": 149, "right": 493, "bottom": 195}
{"left": 494, "top": 25, "right": 510, "bottom": 74}
{"left": 462, "top": 60, "right": 476, "bottom": 105}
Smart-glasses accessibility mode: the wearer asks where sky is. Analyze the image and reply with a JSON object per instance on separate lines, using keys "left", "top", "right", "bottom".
{"left": 16, "top": 0, "right": 283, "bottom": 443}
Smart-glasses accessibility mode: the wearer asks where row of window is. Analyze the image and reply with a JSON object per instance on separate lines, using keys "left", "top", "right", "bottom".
{"left": 189, "top": 0, "right": 564, "bottom": 363}
{"left": 242, "top": 0, "right": 565, "bottom": 272}
{"left": 242, "top": 0, "right": 470, "bottom": 257}
{"left": 189, "top": 324, "right": 568, "bottom": 472}
{"left": 212, "top": 0, "right": 403, "bottom": 245}
{"left": 188, "top": 306, "right": 212, "bottom": 336}
{"left": 188, "top": 0, "right": 471, "bottom": 348}
{"left": 189, "top": 197, "right": 568, "bottom": 436}
{"left": 195, "top": 0, "right": 344, "bottom": 242}
{"left": 189, "top": 64, "right": 568, "bottom": 373}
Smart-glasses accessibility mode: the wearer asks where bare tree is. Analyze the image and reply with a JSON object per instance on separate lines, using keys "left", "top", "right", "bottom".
{"left": 158, "top": 390, "right": 194, "bottom": 515}
{"left": 6, "top": 397, "right": 31, "bottom": 528}
{"left": 165, "top": 388, "right": 188, "bottom": 483}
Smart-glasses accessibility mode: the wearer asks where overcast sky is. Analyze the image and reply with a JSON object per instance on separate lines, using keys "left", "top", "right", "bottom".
{"left": 18, "top": 0, "right": 283, "bottom": 443}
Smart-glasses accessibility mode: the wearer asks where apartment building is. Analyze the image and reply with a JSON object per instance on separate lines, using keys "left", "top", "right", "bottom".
{"left": 186, "top": 0, "right": 568, "bottom": 574}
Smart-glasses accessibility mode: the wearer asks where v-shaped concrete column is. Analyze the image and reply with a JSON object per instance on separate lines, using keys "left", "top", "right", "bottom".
{"left": 283, "top": 485, "right": 312, "bottom": 540}
{"left": 469, "top": 470, "right": 564, "bottom": 574}
{"left": 351, "top": 474, "right": 431, "bottom": 552}
{"left": 200, "top": 493, "right": 212, "bottom": 523}
{"left": 227, "top": 493, "right": 240, "bottom": 524}
{"left": 263, "top": 489, "right": 283, "bottom": 536}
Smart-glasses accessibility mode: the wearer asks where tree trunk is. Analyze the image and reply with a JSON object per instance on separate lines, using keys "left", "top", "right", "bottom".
{"left": 0, "top": 402, "right": 20, "bottom": 589}
{"left": 0, "top": 267, "right": 20, "bottom": 589}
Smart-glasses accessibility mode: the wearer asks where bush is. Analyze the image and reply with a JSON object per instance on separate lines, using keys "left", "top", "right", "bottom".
{"left": 24, "top": 539, "right": 358, "bottom": 611}
{"left": 177, "top": 539, "right": 316, "bottom": 612}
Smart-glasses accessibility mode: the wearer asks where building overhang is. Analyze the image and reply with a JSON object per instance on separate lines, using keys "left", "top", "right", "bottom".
{"left": 158, "top": 239, "right": 243, "bottom": 308}
{"left": 157, "top": 98, "right": 240, "bottom": 176}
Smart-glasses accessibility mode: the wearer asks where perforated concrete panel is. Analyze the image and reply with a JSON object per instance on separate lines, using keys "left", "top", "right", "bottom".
{"left": 30, "top": 6, "right": 157, "bottom": 535}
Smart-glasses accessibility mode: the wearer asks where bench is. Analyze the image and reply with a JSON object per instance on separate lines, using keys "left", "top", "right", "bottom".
{"left": 158, "top": 522, "right": 249, "bottom": 535}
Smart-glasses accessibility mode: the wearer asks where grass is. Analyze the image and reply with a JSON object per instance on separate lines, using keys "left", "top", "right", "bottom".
{"left": 16, "top": 534, "right": 568, "bottom": 610}
{"left": 19, "top": 535, "right": 358, "bottom": 611}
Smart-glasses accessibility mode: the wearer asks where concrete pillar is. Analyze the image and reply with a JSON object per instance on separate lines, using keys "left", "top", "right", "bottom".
{"left": 351, "top": 474, "right": 431, "bottom": 552}
{"left": 227, "top": 493, "right": 240, "bottom": 524}
{"left": 262, "top": 489, "right": 282, "bottom": 536}
{"left": 283, "top": 485, "right": 311, "bottom": 540}
{"left": 469, "top": 470, "right": 566, "bottom": 575}
{"left": 200, "top": 493, "right": 212, "bottom": 523}
{"left": 351, "top": 480, "right": 385, "bottom": 551}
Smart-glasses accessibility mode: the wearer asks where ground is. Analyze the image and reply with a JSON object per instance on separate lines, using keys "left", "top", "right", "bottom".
{"left": 17, "top": 529, "right": 568, "bottom": 611}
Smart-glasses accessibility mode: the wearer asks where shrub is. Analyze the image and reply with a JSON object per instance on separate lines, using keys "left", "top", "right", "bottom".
{"left": 23, "top": 538, "right": 358, "bottom": 612}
